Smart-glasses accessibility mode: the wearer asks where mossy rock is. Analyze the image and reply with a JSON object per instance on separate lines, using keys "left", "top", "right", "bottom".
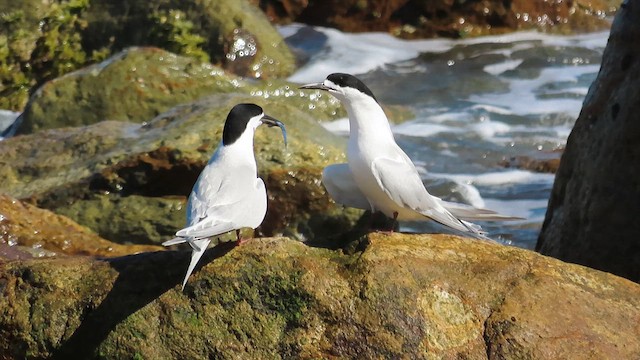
{"left": 0, "top": 0, "right": 295, "bottom": 111}
{"left": 13, "top": 47, "right": 342, "bottom": 134}
{"left": 1, "top": 234, "right": 639, "bottom": 359}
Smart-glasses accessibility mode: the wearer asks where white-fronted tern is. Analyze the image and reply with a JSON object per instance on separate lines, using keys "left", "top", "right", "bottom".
{"left": 301, "top": 73, "right": 519, "bottom": 238}
{"left": 163, "top": 103, "right": 287, "bottom": 290}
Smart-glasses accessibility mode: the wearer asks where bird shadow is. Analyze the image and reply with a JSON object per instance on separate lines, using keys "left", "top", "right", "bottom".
{"left": 303, "top": 211, "right": 397, "bottom": 255}
{"left": 52, "top": 240, "right": 237, "bottom": 359}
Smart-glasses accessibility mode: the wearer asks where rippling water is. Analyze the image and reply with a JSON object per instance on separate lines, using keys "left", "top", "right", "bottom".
{"left": 281, "top": 24, "right": 610, "bottom": 249}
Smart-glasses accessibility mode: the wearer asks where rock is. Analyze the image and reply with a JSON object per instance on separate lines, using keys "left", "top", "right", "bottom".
{"left": 0, "top": 0, "right": 295, "bottom": 111}
{"left": 0, "top": 233, "right": 638, "bottom": 359}
{"left": 0, "top": 87, "right": 352, "bottom": 244}
{"left": 84, "top": 0, "right": 295, "bottom": 79}
{"left": 537, "top": 4, "right": 640, "bottom": 282}
{"left": 0, "top": 193, "right": 161, "bottom": 258}
{"left": 12, "top": 47, "right": 342, "bottom": 135}
{"left": 499, "top": 153, "right": 562, "bottom": 174}
{"left": 256, "top": 0, "right": 616, "bottom": 38}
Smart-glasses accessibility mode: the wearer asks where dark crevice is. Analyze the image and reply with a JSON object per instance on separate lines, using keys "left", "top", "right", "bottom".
{"left": 611, "top": 103, "right": 620, "bottom": 120}
{"left": 89, "top": 146, "right": 204, "bottom": 197}
{"left": 621, "top": 53, "right": 633, "bottom": 71}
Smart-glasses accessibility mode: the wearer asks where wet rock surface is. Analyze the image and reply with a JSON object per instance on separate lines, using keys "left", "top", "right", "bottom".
{"left": 12, "top": 47, "right": 341, "bottom": 135}
{"left": 0, "top": 0, "right": 295, "bottom": 111}
{"left": 537, "top": 2, "right": 640, "bottom": 282}
{"left": 499, "top": 152, "right": 562, "bottom": 174}
{"left": 0, "top": 233, "right": 638, "bottom": 359}
{"left": 0, "top": 193, "right": 160, "bottom": 258}
{"left": 256, "top": 0, "right": 616, "bottom": 38}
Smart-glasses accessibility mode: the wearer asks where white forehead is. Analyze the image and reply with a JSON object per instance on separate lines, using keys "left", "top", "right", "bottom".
{"left": 324, "top": 79, "right": 368, "bottom": 98}
{"left": 324, "top": 79, "right": 337, "bottom": 88}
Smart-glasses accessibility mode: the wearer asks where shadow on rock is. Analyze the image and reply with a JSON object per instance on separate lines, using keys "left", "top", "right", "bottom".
{"left": 304, "top": 211, "right": 397, "bottom": 254}
{"left": 52, "top": 241, "right": 237, "bottom": 359}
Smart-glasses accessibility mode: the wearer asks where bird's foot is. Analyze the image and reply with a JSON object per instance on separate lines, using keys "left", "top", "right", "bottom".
{"left": 378, "top": 212, "right": 399, "bottom": 233}
{"left": 234, "top": 229, "right": 252, "bottom": 246}
{"left": 235, "top": 237, "right": 251, "bottom": 246}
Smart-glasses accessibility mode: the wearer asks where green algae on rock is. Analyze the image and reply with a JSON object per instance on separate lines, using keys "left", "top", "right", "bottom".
{"left": 1, "top": 233, "right": 639, "bottom": 359}
{"left": 0, "top": 0, "right": 295, "bottom": 111}
{"left": 14, "top": 47, "right": 343, "bottom": 135}
{"left": 16, "top": 47, "right": 241, "bottom": 134}
{"left": 0, "top": 92, "right": 353, "bottom": 244}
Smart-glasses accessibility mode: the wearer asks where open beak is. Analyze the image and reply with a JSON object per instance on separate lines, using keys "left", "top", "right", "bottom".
{"left": 299, "top": 83, "right": 330, "bottom": 91}
{"left": 261, "top": 114, "right": 287, "bottom": 147}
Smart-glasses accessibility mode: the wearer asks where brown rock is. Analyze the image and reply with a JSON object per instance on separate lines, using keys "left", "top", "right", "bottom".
{"left": 499, "top": 152, "right": 562, "bottom": 173}
{"left": 256, "top": 0, "right": 616, "bottom": 37}
{"left": 0, "top": 193, "right": 161, "bottom": 258}
{"left": 0, "top": 233, "right": 639, "bottom": 359}
{"left": 537, "top": 3, "right": 640, "bottom": 282}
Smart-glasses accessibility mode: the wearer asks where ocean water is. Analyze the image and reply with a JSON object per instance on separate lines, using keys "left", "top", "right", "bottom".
{"left": 281, "top": 24, "right": 609, "bottom": 249}
{"left": 0, "top": 110, "right": 19, "bottom": 140}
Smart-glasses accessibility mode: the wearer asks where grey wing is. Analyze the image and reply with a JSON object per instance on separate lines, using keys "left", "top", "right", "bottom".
{"left": 185, "top": 165, "right": 224, "bottom": 227}
{"left": 440, "top": 200, "right": 524, "bottom": 221}
{"left": 239, "top": 178, "right": 268, "bottom": 229}
{"left": 178, "top": 178, "right": 267, "bottom": 239}
{"left": 370, "top": 157, "right": 481, "bottom": 235}
{"left": 322, "top": 163, "right": 370, "bottom": 210}
{"left": 176, "top": 210, "right": 236, "bottom": 239}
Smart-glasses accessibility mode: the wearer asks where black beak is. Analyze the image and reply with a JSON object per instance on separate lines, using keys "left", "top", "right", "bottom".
{"left": 299, "top": 83, "right": 331, "bottom": 91}
{"left": 261, "top": 114, "right": 287, "bottom": 147}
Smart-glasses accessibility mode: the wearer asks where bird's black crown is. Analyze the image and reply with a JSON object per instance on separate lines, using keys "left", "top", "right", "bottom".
{"left": 327, "top": 73, "right": 378, "bottom": 102}
{"left": 223, "top": 103, "right": 263, "bottom": 146}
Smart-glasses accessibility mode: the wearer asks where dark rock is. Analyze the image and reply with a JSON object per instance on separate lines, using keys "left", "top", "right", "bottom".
{"left": 0, "top": 234, "right": 639, "bottom": 359}
{"left": 537, "top": 6, "right": 640, "bottom": 282}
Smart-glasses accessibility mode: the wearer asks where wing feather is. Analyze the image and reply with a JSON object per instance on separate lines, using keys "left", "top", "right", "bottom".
{"left": 370, "top": 157, "right": 481, "bottom": 235}
{"left": 322, "top": 163, "right": 370, "bottom": 210}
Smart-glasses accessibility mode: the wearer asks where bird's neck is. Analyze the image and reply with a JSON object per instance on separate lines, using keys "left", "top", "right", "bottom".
{"left": 344, "top": 97, "right": 394, "bottom": 142}
{"left": 215, "top": 134, "right": 258, "bottom": 171}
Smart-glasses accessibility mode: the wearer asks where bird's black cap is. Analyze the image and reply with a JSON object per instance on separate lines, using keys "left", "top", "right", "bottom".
{"left": 327, "top": 73, "right": 378, "bottom": 102}
{"left": 222, "top": 103, "right": 263, "bottom": 146}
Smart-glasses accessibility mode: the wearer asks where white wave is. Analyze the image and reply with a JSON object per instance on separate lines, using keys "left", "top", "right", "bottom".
{"left": 470, "top": 65, "right": 600, "bottom": 117}
{"left": 0, "top": 110, "right": 20, "bottom": 140}
{"left": 483, "top": 59, "right": 524, "bottom": 75}
{"left": 471, "top": 104, "right": 513, "bottom": 115}
{"left": 424, "top": 111, "right": 470, "bottom": 123}
{"left": 281, "top": 24, "right": 608, "bottom": 84}
{"left": 431, "top": 170, "right": 555, "bottom": 186}
{"left": 321, "top": 117, "right": 350, "bottom": 135}
{"left": 470, "top": 119, "right": 511, "bottom": 138}
{"left": 449, "top": 181, "right": 486, "bottom": 208}
{"left": 393, "top": 121, "right": 461, "bottom": 137}
{"left": 281, "top": 25, "right": 454, "bottom": 83}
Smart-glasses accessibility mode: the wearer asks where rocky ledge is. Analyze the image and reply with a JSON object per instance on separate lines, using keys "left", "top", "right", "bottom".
{"left": 1, "top": 233, "right": 638, "bottom": 359}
